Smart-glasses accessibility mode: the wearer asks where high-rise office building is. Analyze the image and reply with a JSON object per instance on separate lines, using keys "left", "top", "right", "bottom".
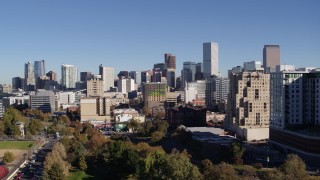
{"left": 141, "top": 70, "right": 152, "bottom": 83}
{"left": 203, "top": 42, "right": 219, "bottom": 78}
{"left": 226, "top": 61, "right": 270, "bottom": 141}
{"left": 0, "top": 100, "right": 4, "bottom": 118}
{"left": 80, "top": 72, "right": 92, "bottom": 82}
{"left": 118, "top": 71, "right": 129, "bottom": 78}
{"left": 184, "top": 80, "right": 206, "bottom": 104}
{"left": 61, "top": 64, "right": 78, "bottom": 89}
{"left": 12, "top": 77, "right": 23, "bottom": 90}
{"left": 25, "top": 62, "right": 35, "bottom": 90}
{"left": 263, "top": 45, "right": 280, "bottom": 73}
{"left": 99, "top": 65, "right": 114, "bottom": 92}
{"left": 129, "top": 71, "right": 142, "bottom": 85}
{"left": 87, "top": 75, "right": 104, "bottom": 97}
{"left": 34, "top": 60, "right": 46, "bottom": 78}
{"left": 165, "top": 53, "right": 176, "bottom": 69}
{"left": 143, "top": 82, "right": 168, "bottom": 111}
{"left": 205, "top": 76, "right": 229, "bottom": 111}
{"left": 181, "top": 61, "right": 197, "bottom": 87}
{"left": 117, "top": 78, "right": 135, "bottom": 94}
{"left": 166, "top": 69, "right": 176, "bottom": 88}
{"left": 46, "top": 71, "right": 57, "bottom": 81}
{"left": 195, "top": 62, "right": 204, "bottom": 80}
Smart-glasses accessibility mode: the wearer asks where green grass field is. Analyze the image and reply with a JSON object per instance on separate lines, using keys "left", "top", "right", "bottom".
{"left": 0, "top": 141, "right": 34, "bottom": 150}
{"left": 67, "top": 169, "right": 94, "bottom": 180}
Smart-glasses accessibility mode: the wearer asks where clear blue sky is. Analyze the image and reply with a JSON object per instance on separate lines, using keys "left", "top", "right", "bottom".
{"left": 0, "top": 0, "right": 319, "bottom": 84}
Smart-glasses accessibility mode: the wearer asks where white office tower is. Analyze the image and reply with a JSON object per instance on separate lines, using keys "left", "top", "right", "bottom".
{"left": 184, "top": 80, "right": 206, "bottom": 103}
{"left": 99, "top": 65, "right": 114, "bottom": 92}
{"left": 61, "top": 64, "right": 78, "bottom": 89}
{"left": 117, "top": 78, "right": 135, "bottom": 94}
{"left": 203, "top": 42, "right": 219, "bottom": 79}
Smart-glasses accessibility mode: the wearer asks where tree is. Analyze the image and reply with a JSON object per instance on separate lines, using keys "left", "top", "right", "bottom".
{"left": 46, "top": 162, "right": 66, "bottom": 180}
{"left": 279, "top": 154, "right": 308, "bottom": 180}
{"left": 27, "top": 119, "right": 43, "bottom": 135}
{"left": 160, "top": 149, "right": 202, "bottom": 180}
{"left": 2, "top": 151, "right": 15, "bottom": 164}
{"left": 202, "top": 160, "right": 239, "bottom": 180}
{"left": 126, "top": 119, "right": 140, "bottom": 134}
{"left": 3, "top": 107, "right": 28, "bottom": 135}
{"left": 229, "top": 141, "right": 244, "bottom": 164}
{"left": 78, "top": 155, "right": 87, "bottom": 171}
{"left": 44, "top": 142, "right": 70, "bottom": 177}
{"left": 151, "top": 131, "right": 165, "bottom": 143}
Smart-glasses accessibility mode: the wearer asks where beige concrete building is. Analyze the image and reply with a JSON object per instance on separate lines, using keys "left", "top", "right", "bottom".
{"left": 80, "top": 97, "right": 111, "bottom": 123}
{"left": 87, "top": 76, "right": 104, "bottom": 97}
{"left": 226, "top": 62, "right": 270, "bottom": 141}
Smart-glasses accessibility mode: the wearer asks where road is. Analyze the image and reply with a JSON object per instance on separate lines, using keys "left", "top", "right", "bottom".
{"left": 14, "top": 138, "right": 58, "bottom": 180}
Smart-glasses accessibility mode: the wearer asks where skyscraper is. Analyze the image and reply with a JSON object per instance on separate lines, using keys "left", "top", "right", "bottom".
{"left": 61, "top": 64, "right": 78, "bottom": 89}
{"left": 34, "top": 60, "right": 45, "bottom": 78}
{"left": 46, "top": 71, "right": 57, "bottom": 81}
{"left": 80, "top": 72, "right": 92, "bottom": 82}
{"left": 165, "top": 53, "right": 176, "bottom": 69}
{"left": 99, "top": 65, "right": 114, "bottom": 92}
{"left": 203, "top": 42, "right": 219, "bottom": 78}
{"left": 226, "top": 61, "right": 270, "bottom": 141}
{"left": 25, "top": 62, "right": 35, "bottom": 90}
{"left": 129, "top": 71, "right": 142, "bottom": 84}
{"left": 263, "top": 45, "right": 280, "bottom": 73}
{"left": 181, "top": 61, "right": 196, "bottom": 87}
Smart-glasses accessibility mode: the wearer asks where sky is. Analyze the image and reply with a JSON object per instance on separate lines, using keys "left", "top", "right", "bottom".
{"left": 0, "top": 0, "right": 319, "bottom": 84}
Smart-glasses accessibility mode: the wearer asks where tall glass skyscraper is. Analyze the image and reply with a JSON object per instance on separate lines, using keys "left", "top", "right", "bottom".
{"left": 34, "top": 60, "right": 45, "bottom": 78}
{"left": 61, "top": 64, "right": 78, "bottom": 89}
{"left": 25, "top": 62, "right": 35, "bottom": 89}
{"left": 203, "top": 42, "right": 219, "bottom": 79}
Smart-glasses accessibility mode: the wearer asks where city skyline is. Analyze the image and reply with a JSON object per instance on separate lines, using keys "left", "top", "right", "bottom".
{"left": 0, "top": 1, "right": 319, "bottom": 84}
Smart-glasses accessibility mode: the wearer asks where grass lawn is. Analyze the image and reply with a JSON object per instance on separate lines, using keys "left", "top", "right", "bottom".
{"left": 0, "top": 141, "right": 34, "bottom": 150}
{"left": 67, "top": 168, "right": 94, "bottom": 180}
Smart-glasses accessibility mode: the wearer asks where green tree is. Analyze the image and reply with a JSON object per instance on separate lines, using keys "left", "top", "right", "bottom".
{"left": 3, "top": 107, "right": 27, "bottom": 135}
{"left": 151, "top": 131, "right": 165, "bottom": 143}
{"left": 78, "top": 155, "right": 87, "bottom": 171}
{"left": 202, "top": 159, "right": 239, "bottom": 180}
{"left": 46, "top": 162, "right": 65, "bottom": 180}
{"left": 27, "top": 119, "right": 43, "bottom": 135}
{"left": 160, "top": 149, "right": 202, "bottom": 180}
{"left": 126, "top": 119, "right": 140, "bottom": 134}
{"left": 279, "top": 154, "right": 308, "bottom": 180}
{"left": 2, "top": 151, "right": 15, "bottom": 164}
{"left": 229, "top": 141, "right": 244, "bottom": 164}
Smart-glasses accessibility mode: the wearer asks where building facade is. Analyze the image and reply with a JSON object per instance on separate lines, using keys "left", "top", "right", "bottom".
{"left": 30, "top": 90, "right": 56, "bottom": 113}
{"left": 165, "top": 53, "right": 176, "bottom": 69}
{"left": 205, "top": 76, "right": 229, "bottom": 111}
{"left": 203, "top": 42, "right": 219, "bottom": 78}
{"left": 263, "top": 45, "right": 280, "bottom": 73}
{"left": 143, "top": 82, "right": 168, "bottom": 111}
{"left": 226, "top": 62, "right": 270, "bottom": 141}
{"left": 99, "top": 65, "right": 114, "bottom": 92}
{"left": 34, "top": 60, "right": 46, "bottom": 79}
{"left": 61, "top": 64, "right": 78, "bottom": 89}
{"left": 25, "top": 62, "right": 35, "bottom": 90}
{"left": 87, "top": 76, "right": 104, "bottom": 97}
